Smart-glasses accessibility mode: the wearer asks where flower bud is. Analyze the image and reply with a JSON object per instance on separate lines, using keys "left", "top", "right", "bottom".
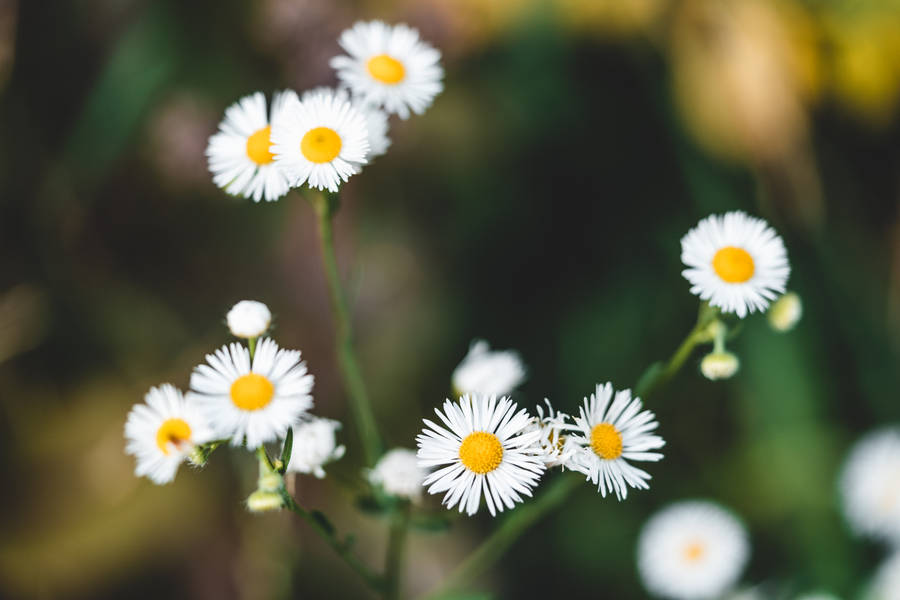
{"left": 226, "top": 300, "right": 271, "bottom": 338}
{"left": 246, "top": 490, "right": 284, "bottom": 513}
{"left": 700, "top": 351, "right": 740, "bottom": 380}
{"left": 767, "top": 292, "right": 802, "bottom": 332}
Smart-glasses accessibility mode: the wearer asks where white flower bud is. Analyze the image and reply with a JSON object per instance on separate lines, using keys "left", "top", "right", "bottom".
{"left": 767, "top": 292, "right": 802, "bottom": 332}
{"left": 452, "top": 339, "right": 526, "bottom": 397}
{"left": 285, "top": 418, "right": 346, "bottom": 478}
{"left": 246, "top": 490, "right": 284, "bottom": 513}
{"left": 700, "top": 352, "right": 740, "bottom": 380}
{"left": 369, "top": 448, "right": 426, "bottom": 500}
{"left": 226, "top": 300, "right": 271, "bottom": 338}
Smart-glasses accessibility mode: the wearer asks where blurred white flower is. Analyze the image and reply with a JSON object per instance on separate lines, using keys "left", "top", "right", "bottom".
{"left": 870, "top": 553, "right": 900, "bottom": 600}
{"left": 285, "top": 417, "right": 346, "bottom": 478}
{"left": 681, "top": 211, "right": 790, "bottom": 318}
{"left": 638, "top": 501, "right": 750, "bottom": 600}
{"left": 226, "top": 300, "right": 272, "bottom": 338}
{"left": 125, "top": 384, "right": 213, "bottom": 484}
{"left": 330, "top": 20, "right": 444, "bottom": 119}
{"left": 768, "top": 291, "right": 803, "bottom": 332}
{"left": 188, "top": 339, "right": 314, "bottom": 448}
{"left": 452, "top": 339, "right": 526, "bottom": 397}
{"left": 840, "top": 428, "right": 900, "bottom": 544}
{"left": 369, "top": 448, "right": 426, "bottom": 500}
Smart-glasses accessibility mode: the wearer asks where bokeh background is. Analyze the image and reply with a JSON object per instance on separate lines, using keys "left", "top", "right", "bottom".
{"left": 2, "top": 0, "right": 900, "bottom": 598}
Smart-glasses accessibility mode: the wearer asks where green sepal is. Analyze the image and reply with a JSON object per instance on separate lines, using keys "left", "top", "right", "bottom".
{"left": 279, "top": 427, "right": 293, "bottom": 474}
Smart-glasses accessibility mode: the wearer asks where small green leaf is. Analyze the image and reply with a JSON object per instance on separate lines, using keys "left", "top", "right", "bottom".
{"left": 310, "top": 510, "right": 336, "bottom": 536}
{"left": 279, "top": 427, "right": 293, "bottom": 474}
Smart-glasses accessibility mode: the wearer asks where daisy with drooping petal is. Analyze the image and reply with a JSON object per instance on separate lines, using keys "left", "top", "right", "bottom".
{"left": 188, "top": 338, "right": 314, "bottom": 449}
{"left": 303, "top": 87, "right": 391, "bottom": 160}
{"left": 840, "top": 428, "right": 900, "bottom": 544}
{"left": 452, "top": 339, "right": 527, "bottom": 398}
{"left": 416, "top": 395, "right": 545, "bottom": 516}
{"left": 638, "top": 501, "right": 750, "bottom": 600}
{"left": 125, "top": 384, "right": 214, "bottom": 485}
{"left": 284, "top": 417, "right": 346, "bottom": 478}
{"left": 569, "top": 383, "right": 665, "bottom": 500}
{"left": 206, "top": 91, "right": 293, "bottom": 202}
{"left": 226, "top": 300, "right": 272, "bottom": 339}
{"left": 529, "top": 399, "right": 579, "bottom": 469}
{"left": 369, "top": 448, "right": 427, "bottom": 500}
{"left": 681, "top": 211, "right": 790, "bottom": 318}
{"left": 330, "top": 20, "right": 444, "bottom": 119}
{"left": 270, "top": 88, "right": 369, "bottom": 193}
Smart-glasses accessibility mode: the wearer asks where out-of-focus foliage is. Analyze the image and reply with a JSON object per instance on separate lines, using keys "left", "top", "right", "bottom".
{"left": 0, "top": 0, "right": 898, "bottom": 598}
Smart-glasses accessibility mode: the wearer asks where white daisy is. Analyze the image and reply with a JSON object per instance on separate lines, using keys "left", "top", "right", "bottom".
{"left": 840, "top": 428, "right": 900, "bottom": 544}
{"left": 270, "top": 88, "right": 369, "bottom": 193}
{"left": 330, "top": 20, "right": 444, "bottom": 119}
{"left": 206, "top": 91, "right": 293, "bottom": 202}
{"left": 416, "top": 395, "right": 545, "bottom": 516}
{"left": 124, "top": 384, "right": 213, "bottom": 485}
{"left": 284, "top": 417, "right": 345, "bottom": 478}
{"left": 638, "top": 501, "right": 750, "bottom": 600}
{"left": 226, "top": 300, "right": 271, "bottom": 339}
{"left": 187, "top": 338, "right": 314, "bottom": 449}
{"left": 303, "top": 87, "right": 391, "bottom": 160}
{"left": 369, "top": 448, "right": 427, "bottom": 500}
{"left": 681, "top": 211, "right": 790, "bottom": 318}
{"left": 452, "top": 339, "right": 527, "bottom": 398}
{"left": 568, "top": 383, "right": 665, "bottom": 500}
{"left": 529, "top": 399, "right": 579, "bottom": 469}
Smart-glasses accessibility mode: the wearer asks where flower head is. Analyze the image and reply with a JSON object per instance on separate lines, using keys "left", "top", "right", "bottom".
{"left": 638, "top": 501, "right": 750, "bottom": 600}
{"left": 206, "top": 91, "right": 293, "bottom": 202}
{"left": 125, "top": 384, "right": 213, "bottom": 484}
{"left": 529, "top": 399, "right": 579, "bottom": 469}
{"left": 226, "top": 300, "right": 272, "bottom": 339}
{"left": 681, "top": 211, "right": 790, "bottom": 318}
{"left": 303, "top": 87, "right": 391, "bottom": 160}
{"left": 188, "top": 338, "right": 314, "bottom": 448}
{"left": 416, "top": 395, "right": 545, "bottom": 516}
{"left": 285, "top": 417, "right": 346, "bottom": 478}
{"left": 452, "top": 339, "right": 527, "bottom": 398}
{"left": 271, "top": 88, "right": 369, "bottom": 192}
{"left": 369, "top": 448, "right": 426, "bottom": 500}
{"left": 840, "top": 428, "right": 900, "bottom": 544}
{"left": 700, "top": 351, "right": 740, "bottom": 381}
{"left": 330, "top": 21, "right": 444, "bottom": 119}
{"left": 569, "top": 383, "right": 665, "bottom": 499}
{"left": 767, "top": 291, "right": 803, "bottom": 332}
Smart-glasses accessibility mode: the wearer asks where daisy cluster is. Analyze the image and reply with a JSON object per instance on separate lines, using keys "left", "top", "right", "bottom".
{"left": 124, "top": 300, "right": 343, "bottom": 490}
{"left": 206, "top": 20, "right": 443, "bottom": 199}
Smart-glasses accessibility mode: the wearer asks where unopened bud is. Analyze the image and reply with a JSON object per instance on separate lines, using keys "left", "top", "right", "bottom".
{"left": 767, "top": 292, "right": 802, "bottom": 332}
{"left": 246, "top": 490, "right": 284, "bottom": 513}
{"left": 700, "top": 351, "right": 740, "bottom": 380}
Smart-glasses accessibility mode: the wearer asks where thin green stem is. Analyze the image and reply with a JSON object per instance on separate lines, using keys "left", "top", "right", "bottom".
{"left": 308, "top": 191, "right": 382, "bottom": 467}
{"left": 248, "top": 336, "right": 257, "bottom": 360}
{"left": 384, "top": 502, "right": 412, "bottom": 600}
{"left": 281, "top": 490, "right": 384, "bottom": 592}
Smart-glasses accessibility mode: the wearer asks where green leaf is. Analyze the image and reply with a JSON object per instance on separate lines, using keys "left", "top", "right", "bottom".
{"left": 279, "top": 427, "right": 293, "bottom": 474}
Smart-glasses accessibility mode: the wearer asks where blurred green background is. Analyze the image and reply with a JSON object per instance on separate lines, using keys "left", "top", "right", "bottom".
{"left": 1, "top": 0, "right": 899, "bottom": 598}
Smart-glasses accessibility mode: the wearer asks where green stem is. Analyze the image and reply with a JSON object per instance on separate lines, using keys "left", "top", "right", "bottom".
{"left": 308, "top": 191, "right": 382, "bottom": 467}
{"left": 281, "top": 490, "right": 384, "bottom": 592}
{"left": 384, "top": 502, "right": 412, "bottom": 600}
{"left": 248, "top": 336, "right": 257, "bottom": 360}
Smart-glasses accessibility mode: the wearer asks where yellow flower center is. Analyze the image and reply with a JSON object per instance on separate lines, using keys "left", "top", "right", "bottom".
{"left": 156, "top": 418, "right": 192, "bottom": 455}
{"left": 230, "top": 373, "right": 275, "bottom": 411}
{"left": 683, "top": 541, "right": 706, "bottom": 563}
{"left": 246, "top": 125, "right": 275, "bottom": 165}
{"left": 366, "top": 54, "right": 406, "bottom": 84}
{"left": 590, "top": 423, "right": 623, "bottom": 459}
{"left": 458, "top": 431, "right": 504, "bottom": 474}
{"left": 712, "top": 246, "right": 755, "bottom": 283}
{"left": 300, "top": 126, "right": 342, "bottom": 163}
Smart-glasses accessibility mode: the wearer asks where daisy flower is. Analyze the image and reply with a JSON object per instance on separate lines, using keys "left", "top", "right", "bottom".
{"left": 284, "top": 417, "right": 346, "bottom": 478}
{"left": 330, "top": 20, "right": 444, "bottom": 119}
{"left": 530, "top": 399, "right": 579, "bottom": 468}
{"left": 226, "top": 300, "right": 272, "bottom": 339}
{"left": 681, "top": 211, "right": 790, "bottom": 318}
{"left": 840, "top": 428, "right": 900, "bottom": 544}
{"left": 416, "top": 395, "right": 545, "bottom": 516}
{"left": 569, "top": 383, "right": 665, "bottom": 500}
{"left": 206, "top": 91, "right": 293, "bottom": 202}
{"left": 452, "top": 339, "right": 527, "bottom": 398}
{"left": 303, "top": 87, "right": 391, "bottom": 159}
{"left": 270, "top": 88, "right": 369, "bottom": 193}
{"left": 187, "top": 338, "right": 314, "bottom": 449}
{"left": 369, "top": 448, "right": 427, "bottom": 500}
{"left": 124, "top": 384, "right": 213, "bottom": 484}
{"left": 638, "top": 501, "right": 750, "bottom": 600}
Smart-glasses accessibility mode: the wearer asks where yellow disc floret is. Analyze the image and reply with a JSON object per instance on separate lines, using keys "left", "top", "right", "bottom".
{"left": 301, "top": 127, "right": 343, "bottom": 163}
{"left": 683, "top": 541, "right": 706, "bottom": 563}
{"left": 156, "top": 418, "right": 192, "bottom": 454}
{"left": 458, "top": 431, "right": 504, "bottom": 474}
{"left": 590, "top": 423, "right": 623, "bottom": 459}
{"left": 230, "top": 373, "right": 275, "bottom": 411}
{"left": 712, "top": 246, "right": 755, "bottom": 283}
{"left": 246, "top": 125, "right": 275, "bottom": 165}
{"left": 366, "top": 54, "right": 406, "bottom": 84}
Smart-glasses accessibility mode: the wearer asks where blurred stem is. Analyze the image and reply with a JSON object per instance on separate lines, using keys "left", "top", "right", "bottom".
{"left": 422, "top": 307, "right": 718, "bottom": 598}
{"left": 384, "top": 502, "right": 412, "bottom": 600}
{"left": 248, "top": 336, "right": 257, "bottom": 360}
{"left": 307, "top": 190, "right": 382, "bottom": 467}
{"left": 280, "top": 489, "right": 384, "bottom": 592}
